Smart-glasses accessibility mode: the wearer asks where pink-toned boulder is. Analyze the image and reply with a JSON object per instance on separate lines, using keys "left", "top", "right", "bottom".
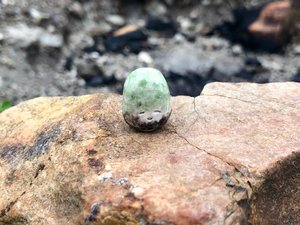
{"left": 0, "top": 82, "right": 299, "bottom": 225}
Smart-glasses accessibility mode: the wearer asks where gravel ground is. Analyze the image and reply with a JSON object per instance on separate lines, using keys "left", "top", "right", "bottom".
{"left": 0, "top": 0, "right": 299, "bottom": 103}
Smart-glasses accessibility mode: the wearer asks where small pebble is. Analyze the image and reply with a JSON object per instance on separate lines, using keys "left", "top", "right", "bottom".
{"left": 174, "top": 33, "right": 186, "bottom": 43}
{"left": 106, "top": 14, "right": 125, "bottom": 26}
{"left": 138, "top": 52, "right": 153, "bottom": 65}
{"left": 27, "top": 8, "right": 43, "bottom": 24}
{"left": 145, "top": 0, "right": 168, "bottom": 17}
{"left": 67, "top": 1, "right": 84, "bottom": 18}
{"left": 232, "top": 45, "right": 243, "bottom": 55}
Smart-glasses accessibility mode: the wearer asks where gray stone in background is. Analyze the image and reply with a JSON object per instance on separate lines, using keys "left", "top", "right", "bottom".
{"left": 4, "top": 23, "right": 63, "bottom": 49}
{"left": 155, "top": 43, "right": 213, "bottom": 79}
{"left": 0, "top": 0, "right": 299, "bottom": 103}
{"left": 212, "top": 56, "right": 245, "bottom": 81}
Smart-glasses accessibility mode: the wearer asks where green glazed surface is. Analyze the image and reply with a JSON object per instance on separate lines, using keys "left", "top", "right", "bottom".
{"left": 122, "top": 68, "right": 171, "bottom": 131}
{"left": 123, "top": 68, "right": 171, "bottom": 114}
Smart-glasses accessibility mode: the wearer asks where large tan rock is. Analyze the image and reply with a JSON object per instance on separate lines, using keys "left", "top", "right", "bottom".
{"left": 0, "top": 82, "right": 299, "bottom": 225}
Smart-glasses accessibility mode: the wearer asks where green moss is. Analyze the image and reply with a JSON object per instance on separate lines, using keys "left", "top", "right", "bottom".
{"left": 0, "top": 100, "right": 12, "bottom": 113}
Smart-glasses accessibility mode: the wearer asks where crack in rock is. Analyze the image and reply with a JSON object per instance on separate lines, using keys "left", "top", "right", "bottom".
{"left": 193, "top": 97, "right": 200, "bottom": 117}
{"left": 173, "top": 130, "right": 253, "bottom": 221}
{"left": 175, "top": 131, "right": 236, "bottom": 168}
{"left": 0, "top": 162, "right": 46, "bottom": 218}
{"left": 0, "top": 191, "right": 26, "bottom": 218}
{"left": 202, "top": 94, "right": 264, "bottom": 106}
{"left": 174, "top": 130, "right": 252, "bottom": 186}
{"left": 190, "top": 97, "right": 201, "bottom": 126}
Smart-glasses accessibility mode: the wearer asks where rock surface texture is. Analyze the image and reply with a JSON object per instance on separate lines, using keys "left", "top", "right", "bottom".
{"left": 0, "top": 82, "right": 299, "bottom": 225}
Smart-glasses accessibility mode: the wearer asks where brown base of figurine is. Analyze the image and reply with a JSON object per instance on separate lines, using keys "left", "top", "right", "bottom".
{"left": 123, "top": 111, "right": 171, "bottom": 132}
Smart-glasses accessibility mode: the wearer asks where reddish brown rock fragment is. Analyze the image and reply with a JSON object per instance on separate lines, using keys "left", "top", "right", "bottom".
{"left": 249, "top": 0, "right": 291, "bottom": 46}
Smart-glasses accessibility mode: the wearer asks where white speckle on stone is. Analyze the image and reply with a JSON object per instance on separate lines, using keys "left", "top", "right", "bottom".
{"left": 130, "top": 186, "right": 144, "bottom": 197}
{"left": 116, "top": 178, "right": 129, "bottom": 186}
{"left": 138, "top": 51, "right": 153, "bottom": 65}
{"left": 98, "top": 172, "right": 112, "bottom": 181}
{"left": 105, "top": 164, "right": 112, "bottom": 171}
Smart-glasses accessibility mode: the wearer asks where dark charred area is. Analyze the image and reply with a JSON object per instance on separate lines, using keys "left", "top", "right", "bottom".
{"left": 0, "top": 145, "right": 26, "bottom": 164}
{"left": 0, "top": 123, "right": 61, "bottom": 187}
{"left": 87, "top": 157, "right": 104, "bottom": 174}
{"left": 25, "top": 124, "right": 61, "bottom": 160}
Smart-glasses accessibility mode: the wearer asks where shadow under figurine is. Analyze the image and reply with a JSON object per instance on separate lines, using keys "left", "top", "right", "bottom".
{"left": 122, "top": 68, "right": 171, "bottom": 132}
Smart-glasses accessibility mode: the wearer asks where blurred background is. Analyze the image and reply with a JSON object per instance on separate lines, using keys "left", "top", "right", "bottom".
{"left": 0, "top": 0, "right": 299, "bottom": 108}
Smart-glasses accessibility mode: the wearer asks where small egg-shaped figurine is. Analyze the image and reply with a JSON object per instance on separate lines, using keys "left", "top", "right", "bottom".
{"left": 122, "top": 68, "right": 171, "bottom": 132}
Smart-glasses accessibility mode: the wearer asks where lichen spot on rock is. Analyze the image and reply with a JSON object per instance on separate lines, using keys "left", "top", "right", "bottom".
{"left": 122, "top": 67, "right": 171, "bottom": 132}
